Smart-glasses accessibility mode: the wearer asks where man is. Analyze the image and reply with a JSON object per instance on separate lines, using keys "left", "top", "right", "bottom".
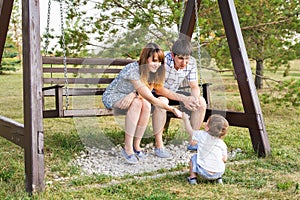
{"left": 152, "top": 38, "right": 207, "bottom": 158}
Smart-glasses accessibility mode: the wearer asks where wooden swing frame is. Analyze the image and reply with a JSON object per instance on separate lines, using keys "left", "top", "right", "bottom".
{"left": 0, "top": 0, "right": 270, "bottom": 193}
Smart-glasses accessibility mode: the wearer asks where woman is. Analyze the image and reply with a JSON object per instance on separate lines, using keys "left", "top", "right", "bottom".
{"left": 102, "top": 43, "right": 182, "bottom": 164}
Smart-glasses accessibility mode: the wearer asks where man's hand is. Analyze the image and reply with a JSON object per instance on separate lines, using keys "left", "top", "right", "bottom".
{"left": 182, "top": 96, "right": 201, "bottom": 111}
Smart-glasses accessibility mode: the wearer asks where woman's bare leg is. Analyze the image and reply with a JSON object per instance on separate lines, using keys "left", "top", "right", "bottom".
{"left": 123, "top": 98, "right": 142, "bottom": 155}
{"left": 133, "top": 99, "right": 151, "bottom": 151}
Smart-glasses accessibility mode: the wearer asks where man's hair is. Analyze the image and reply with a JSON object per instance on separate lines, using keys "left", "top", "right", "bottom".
{"left": 171, "top": 39, "right": 192, "bottom": 56}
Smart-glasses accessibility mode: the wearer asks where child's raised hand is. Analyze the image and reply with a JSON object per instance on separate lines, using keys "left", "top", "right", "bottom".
{"left": 172, "top": 107, "right": 183, "bottom": 118}
{"left": 182, "top": 112, "right": 190, "bottom": 122}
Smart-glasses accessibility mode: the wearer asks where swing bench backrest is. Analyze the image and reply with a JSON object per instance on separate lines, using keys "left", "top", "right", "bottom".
{"left": 42, "top": 56, "right": 134, "bottom": 118}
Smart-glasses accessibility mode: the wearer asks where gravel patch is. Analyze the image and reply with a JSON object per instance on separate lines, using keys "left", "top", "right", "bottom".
{"left": 71, "top": 141, "right": 242, "bottom": 177}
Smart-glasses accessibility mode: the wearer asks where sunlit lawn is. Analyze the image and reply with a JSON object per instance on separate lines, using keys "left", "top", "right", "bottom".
{"left": 0, "top": 61, "right": 299, "bottom": 199}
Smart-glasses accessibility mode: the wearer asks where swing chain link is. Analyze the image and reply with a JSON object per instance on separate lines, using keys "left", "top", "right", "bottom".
{"left": 59, "top": 0, "right": 69, "bottom": 109}
{"left": 194, "top": 0, "right": 203, "bottom": 95}
{"left": 44, "top": 0, "right": 51, "bottom": 55}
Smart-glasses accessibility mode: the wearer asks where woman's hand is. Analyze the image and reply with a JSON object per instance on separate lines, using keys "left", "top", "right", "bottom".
{"left": 171, "top": 107, "right": 183, "bottom": 118}
{"left": 116, "top": 92, "right": 137, "bottom": 109}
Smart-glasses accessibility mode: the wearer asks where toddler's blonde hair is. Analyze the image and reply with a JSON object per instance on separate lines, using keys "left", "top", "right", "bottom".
{"left": 207, "top": 114, "right": 229, "bottom": 138}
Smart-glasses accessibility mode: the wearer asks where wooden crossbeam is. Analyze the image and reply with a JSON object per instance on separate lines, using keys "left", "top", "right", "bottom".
{"left": 0, "top": 115, "right": 24, "bottom": 148}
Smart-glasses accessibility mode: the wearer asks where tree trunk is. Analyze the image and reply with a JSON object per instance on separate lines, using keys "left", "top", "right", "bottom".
{"left": 255, "top": 59, "right": 263, "bottom": 89}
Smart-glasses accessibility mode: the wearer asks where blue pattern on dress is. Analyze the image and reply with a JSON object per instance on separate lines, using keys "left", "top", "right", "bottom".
{"left": 102, "top": 61, "right": 140, "bottom": 109}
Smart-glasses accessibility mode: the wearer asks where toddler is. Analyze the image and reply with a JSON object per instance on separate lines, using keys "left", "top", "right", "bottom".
{"left": 182, "top": 113, "right": 229, "bottom": 184}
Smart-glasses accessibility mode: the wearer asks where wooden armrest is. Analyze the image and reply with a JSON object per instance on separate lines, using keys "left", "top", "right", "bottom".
{"left": 42, "top": 84, "right": 64, "bottom": 117}
{"left": 42, "top": 84, "right": 64, "bottom": 91}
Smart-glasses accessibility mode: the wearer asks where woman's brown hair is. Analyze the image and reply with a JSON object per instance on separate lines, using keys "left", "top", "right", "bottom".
{"left": 138, "top": 43, "right": 165, "bottom": 89}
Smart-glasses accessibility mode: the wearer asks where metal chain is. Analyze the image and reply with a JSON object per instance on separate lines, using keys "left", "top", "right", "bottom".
{"left": 59, "top": 0, "right": 69, "bottom": 109}
{"left": 194, "top": 0, "right": 203, "bottom": 94}
{"left": 44, "top": 0, "right": 51, "bottom": 55}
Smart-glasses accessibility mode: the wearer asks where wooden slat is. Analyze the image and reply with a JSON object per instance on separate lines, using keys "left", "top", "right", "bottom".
{"left": 43, "top": 88, "right": 106, "bottom": 96}
{"left": 43, "top": 67, "right": 121, "bottom": 74}
{"left": 43, "top": 109, "right": 113, "bottom": 118}
{"left": 43, "top": 78, "right": 115, "bottom": 84}
{"left": 63, "top": 109, "right": 113, "bottom": 117}
{"left": 42, "top": 56, "right": 134, "bottom": 66}
{"left": 0, "top": 115, "right": 25, "bottom": 148}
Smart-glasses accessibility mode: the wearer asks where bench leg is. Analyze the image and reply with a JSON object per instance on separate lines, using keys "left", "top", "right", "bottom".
{"left": 202, "top": 83, "right": 211, "bottom": 109}
{"left": 55, "top": 86, "right": 64, "bottom": 117}
{"left": 164, "top": 113, "right": 172, "bottom": 133}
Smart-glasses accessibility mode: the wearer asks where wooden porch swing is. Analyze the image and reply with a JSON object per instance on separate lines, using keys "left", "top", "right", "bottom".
{"left": 41, "top": 0, "right": 271, "bottom": 157}
{"left": 41, "top": 0, "right": 212, "bottom": 119}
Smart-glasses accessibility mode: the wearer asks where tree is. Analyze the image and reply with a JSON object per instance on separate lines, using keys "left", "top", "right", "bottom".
{"left": 43, "top": 0, "right": 182, "bottom": 56}
{"left": 46, "top": 0, "right": 299, "bottom": 90}
{"left": 9, "top": 0, "right": 22, "bottom": 60}
{"left": 1, "top": 0, "right": 22, "bottom": 74}
{"left": 0, "top": 34, "right": 21, "bottom": 74}
{"left": 240, "top": 0, "right": 299, "bottom": 88}
{"left": 202, "top": 0, "right": 300, "bottom": 89}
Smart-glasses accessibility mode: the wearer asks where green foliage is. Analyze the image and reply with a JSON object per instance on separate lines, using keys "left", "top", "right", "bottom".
{"left": 261, "top": 79, "right": 300, "bottom": 107}
{"left": 0, "top": 169, "right": 15, "bottom": 182}
{"left": 0, "top": 35, "right": 20, "bottom": 74}
{"left": 276, "top": 181, "right": 295, "bottom": 191}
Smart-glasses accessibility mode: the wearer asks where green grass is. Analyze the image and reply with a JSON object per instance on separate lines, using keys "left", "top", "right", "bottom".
{"left": 0, "top": 62, "right": 299, "bottom": 199}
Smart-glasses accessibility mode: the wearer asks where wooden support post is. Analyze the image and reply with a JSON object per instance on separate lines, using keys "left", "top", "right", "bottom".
{"left": 0, "top": 0, "right": 14, "bottom": 62}
{"left": 180, "top": 0, "right": 270, "bottom": 157}
{"left": 179, "top": 0, "right": 201, "bottom": 40}
{"left": 22, "top": 0, "right": 45, "bottom": 192}
{"left": 217, "top": 0, "right": 270, "bottom": 157}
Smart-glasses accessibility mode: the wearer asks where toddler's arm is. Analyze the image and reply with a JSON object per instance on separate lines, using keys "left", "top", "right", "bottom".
{"left": 182, "top": 112, "right": 194, "bottom": 136}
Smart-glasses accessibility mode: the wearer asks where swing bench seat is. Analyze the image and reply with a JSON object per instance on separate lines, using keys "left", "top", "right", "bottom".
{"left": 42, "top": 56, "right": 211, "bottom": 121}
